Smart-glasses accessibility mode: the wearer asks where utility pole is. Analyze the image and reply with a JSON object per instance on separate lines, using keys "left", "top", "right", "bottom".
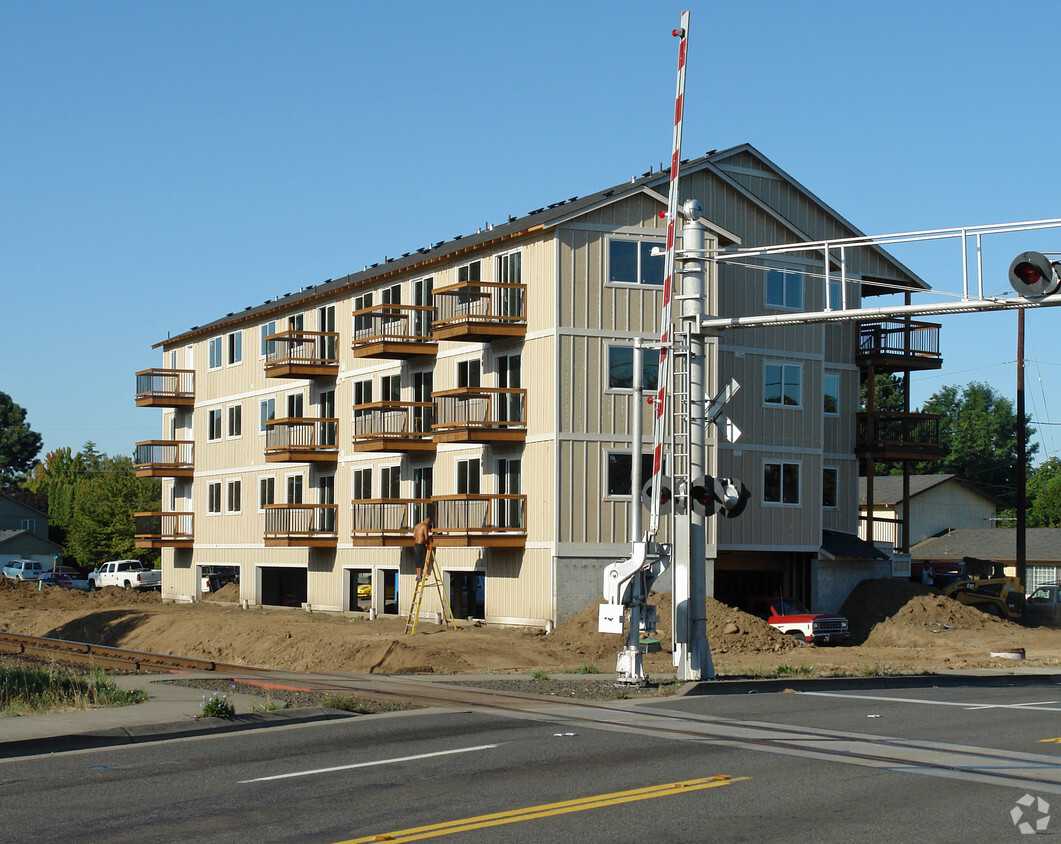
{"left": 1016, "top": 308, "right": 1027, "bottom": 589}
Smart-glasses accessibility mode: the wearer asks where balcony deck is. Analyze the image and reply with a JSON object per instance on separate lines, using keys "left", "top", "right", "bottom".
{"left": 265, "top": 418, "right": 339, "bottom": 463}
{"left": 264, "top": 504, "right": 338, "bottom": 547}
{"left": 352, "top": 305, "right": 437, "bottom": 359}
{"left": 432, "top": 281, "right": 526, "bottom": 341}
{"left": 135, "top": 369, "right": 195, "bottom": 408}
{"left": 134, "top": 512, "right": 194, "bottom": 549}
{"left": 351, "top": 402, "right": 436, "bottom": 453}
{"left": 856, "top": 412, "right": 944, "bottom": 461}
{"left": 432, "top": 388, "right": 527, "bottom": 444}
{"left": 264, "top": 330, "right": 339, "bottom": 378}
{"left": 351, "top": 496, "right": 526, "bottom": 548}
{"left": 857, "top": 319, "right": 943, "bottom": 373}
{"left": 134, "top": 440, "right": 194, "bottom": 478}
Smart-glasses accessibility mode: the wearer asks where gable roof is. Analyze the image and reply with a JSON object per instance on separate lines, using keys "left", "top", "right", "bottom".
{"left": 820, "top": 529, "right": 890, "bottom": 561}
{"left": 911, "top": 529, "right": 1061, "bottom": 564}
{"left": 156, "top": 144, "right": 930, "bottom": 348}
{"left": 858, "top": 474, "right": 1003, "bottom": 508}
{"left": 0, "top": 529, "right": 62, "bottom": 554}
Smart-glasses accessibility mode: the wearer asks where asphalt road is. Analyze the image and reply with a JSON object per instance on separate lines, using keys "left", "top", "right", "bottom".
{"left": 6, "top": 683, "right": 1061, "bottom": 843}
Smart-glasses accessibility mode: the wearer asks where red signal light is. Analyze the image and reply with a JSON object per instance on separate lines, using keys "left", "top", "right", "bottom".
{"left": 1014, "top": 261, "right": 1044, "bottom": 285}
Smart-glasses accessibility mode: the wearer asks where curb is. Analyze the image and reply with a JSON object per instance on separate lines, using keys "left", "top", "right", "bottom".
{"left": 0, "top": 706, "right": 353, "bottom": 760}
{"left": 679, "top": 672, "right": 1061, "bottom": 697}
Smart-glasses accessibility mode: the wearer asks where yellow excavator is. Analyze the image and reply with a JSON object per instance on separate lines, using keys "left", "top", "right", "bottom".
{"left": 943, "top": 557, "right": 1024, "bottom": 621}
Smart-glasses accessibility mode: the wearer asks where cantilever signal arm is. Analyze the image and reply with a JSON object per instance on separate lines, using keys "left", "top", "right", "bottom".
{"left": 602, "top": 540, "right": 670, "bottom": 606}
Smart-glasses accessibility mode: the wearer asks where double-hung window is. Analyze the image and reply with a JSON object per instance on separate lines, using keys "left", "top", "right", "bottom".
{"left": 765, "top": 362, "right": 802, "bottom": 407}
{"left": 208, "top": 337, "right": 223, "bottom": 370}
{"left": 766, "top": 267, "right": 804, "bottom": 309}
{"left": 764, "top": 462, "right": 800, "bottom": 505}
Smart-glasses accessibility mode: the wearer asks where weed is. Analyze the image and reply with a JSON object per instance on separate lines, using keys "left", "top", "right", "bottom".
{"left": 322, "top": 694, "right": 373, "bottom": 714}
{"left": 199, "top": 689, "right": 235, "bottom": 718}
{"left": 531, "top": 668, "right": 549, "bottom": 681}
{"left": 0, "top": 662, "right": 147, "bottom": 716}
{"left": 775, "top": 665, "right": 813, "bottom": 677}
{"left": 577, "top": 662, "right": 602, "bottom": 675}
{"left": 254, "top": 696, "right": 285, "bottom": 712}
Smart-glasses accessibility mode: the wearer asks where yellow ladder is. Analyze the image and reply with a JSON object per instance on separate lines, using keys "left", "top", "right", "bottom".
{"left": 404, "top": 547, "right": 457, "bottom": 634}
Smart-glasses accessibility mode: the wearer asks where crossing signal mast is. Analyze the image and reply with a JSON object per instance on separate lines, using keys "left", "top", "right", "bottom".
{"left": 599, "top": 12, "right": 1061, "bottom": 686}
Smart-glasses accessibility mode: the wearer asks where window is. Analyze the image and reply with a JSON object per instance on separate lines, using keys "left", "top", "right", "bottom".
{"left": 353, "top": 292, "right": 373, "bottom": 335}
{"left": 286, "top": 474, "right": 303, "bottom": 504}
{"left": 207, "top": 482, "right": 222, "bottom": 514}
{"left": 457, "top": 359, "right": 481, "bottom": 388}
{"left": 318, "top": 390, "right": 336, "bottom": 445}
{"left": 381, "top": 374, "right": 400, "bottom": 402}
{"left": 765, "top": 363, "right": 802, "bottom": 407}
{"left": 823, "top": 373, "right": 839, "bottom": 415}
{"left": 458, "top": 260, "right": 481, "bottom": 284}
{"left": 287, "top": 392, "right": 304, "bottom": 419}
{"left": 259, "top": 476, "right": 275, "bottom": 509}
{"left": 823, "top": 467, "right": 838, "bottom": 508}
{"left": 317, "top": 305, "right": 336, "bottom": 361}
{"left": 227, "top": 404, "right": 242, "bottom": 438}
{"left": 496, "top": 251, "right": 523, "bottom": 318}
{"left": 606, "top": 452, "right": 656, "bottom": 498}
{"left": 287, "top": 313, "right": 304, "bottom": 332}
{"left": 20, "top": 519, "right": 35, "bottom": 532}
{"left": 608, "top": 239, "right": 665, "bottom": 286}
{"left": 227, "top": 331, "right": 242, "bottom": 365}
{"left": 207, "top": 408, "right": 222, "bottom": 441}
{"left": 766, "top": 267, "right": 804, "bottom": 309}
{"left": 260, "top": 321, "right": 276, "bottom": 357}
{"left": 828, "top": 278, "right": 843, "bottom": 310}
{"left": 352, "top": 468, "right": 372, "bottom": 500}
{"left": 226, "top": 480, "right": 242, "bottom": 513}
{"left": 380, "top": 465, "right": 401, "bottom": 499}
{"left": 259, "top": 398, "right": 276, "bottom": 433}
{"left": 607, "top": 345, "right": 660, "bottom": 390}
{"left": 456, "top": 458, "right": 481, "bottom": 495}
{"left": 764, "top": 462, "right": 800, "bottom": 505}
{"left": 208, "top": 337, "right": 223, "bottom": 370}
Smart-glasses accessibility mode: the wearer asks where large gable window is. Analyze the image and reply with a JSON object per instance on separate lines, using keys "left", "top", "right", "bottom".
{"left": 608, "top": 239, "right": 665, "bottom": 286}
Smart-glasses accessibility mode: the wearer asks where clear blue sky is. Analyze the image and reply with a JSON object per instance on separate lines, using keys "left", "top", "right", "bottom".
{"left": 3, "top": 0, "right": 1060, "bottom": 465}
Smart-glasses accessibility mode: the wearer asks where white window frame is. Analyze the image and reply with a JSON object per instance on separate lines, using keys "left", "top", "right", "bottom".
{"left": 227, "top": 403, "right": 242, "bottom": 439}
{"left": 606, "top": 237, "right": 666, "bottom": 287}
{"left": 260, "top": 321, "right": 276, "bottom": 358}
{"left": 604, "top": 450, "right": 658, "bottom": 500}
{"left": 207, "top": 481, "right": 222, "bottom": 514}
{"left": 823, "top": 372, "right": 840, "bottom": 416}
{"left": 606, "top": 343, "right": 660, "bottom": 392}
{"left": 763, "top": 460, "right": 801, "bottom": 506}
{"left": 259, "top": 476, "right": 275, "bottom": 511}
{"left": 259, "top": 398, "right": 276, "bottom": 434}
{"left": 226, "top": 330, "right": 242, "bottom": 366}
{"left": 764, "top": 361, "right": 802, "bottom": 409}
{"left": 286, "top": 473, "right": 303, "bottom": 505}
{"left": 380, "top": 464, "right": 401, "bottom": 499}
{"left": 226, "top": 479, "right": 242, "bottom": 514}
{"left": 208, "top": 336, "right": 223, "bottom": 370}
{"left": 822, "top": 466, "right": 839, "bottom": 509}
{"left": 207, "top": 408, "right": 223, "bottom": 442}
{"left": 352, "top": 467, "right": 372, "bottom": 500}
{"left": 456, "top": 457, "right": 481, "bottom": 495}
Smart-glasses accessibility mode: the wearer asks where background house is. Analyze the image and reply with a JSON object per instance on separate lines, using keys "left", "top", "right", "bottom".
{"left": 911, "top": 528, "right": 1061, "bottom": 590}
{"left": 0, "top": 492, "right": 61, "bottom": 570}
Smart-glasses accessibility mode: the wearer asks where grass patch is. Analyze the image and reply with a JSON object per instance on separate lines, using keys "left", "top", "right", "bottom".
{"left": 531, "top": 669, "right": 549, "bottom": 681}
{"left": 0, "top": 661, "right": 147, "bottom": 716}
{"left": 775, "top": 665, "right": 814, "bottom": 677}
{"left": 321, "top": 694, "right": 378, "bottom": 714}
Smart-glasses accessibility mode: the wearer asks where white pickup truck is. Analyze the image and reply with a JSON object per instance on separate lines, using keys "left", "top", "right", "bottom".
{"left": 88, "top": 560, "right": 162, "bottom": 591}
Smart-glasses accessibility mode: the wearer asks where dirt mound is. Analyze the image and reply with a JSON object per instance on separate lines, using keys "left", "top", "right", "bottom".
{"left": 841, "top": 578, "right": 940, "bottom": 642}
{"left": 203, "top": 582, "right": 240, "bottom": 602}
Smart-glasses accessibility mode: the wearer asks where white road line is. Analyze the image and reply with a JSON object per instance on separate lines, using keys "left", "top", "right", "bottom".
{"left": 238, "top": 743, "right": 500, "bottom": 784}
{"left": 800, "top": 691, "right": 1061, "bottom": 712}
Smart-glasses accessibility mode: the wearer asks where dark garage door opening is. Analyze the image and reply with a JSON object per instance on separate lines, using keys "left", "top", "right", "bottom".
{"left": 260, "top": 567, "right": 307, "bottom": 607}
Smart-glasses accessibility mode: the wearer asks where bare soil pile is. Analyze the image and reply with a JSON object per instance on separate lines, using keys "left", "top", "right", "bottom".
{"left": 2, "top": 578, "right": 1060, "bottom": 676}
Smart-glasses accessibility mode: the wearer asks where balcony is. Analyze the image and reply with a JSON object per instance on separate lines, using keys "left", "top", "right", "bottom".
{"left": 264, "top": 504, "right": 338, "bottom": 547}
{"left": 432, "top": 388, "right": 527, "bottom": 443}
{"left": 351, "top": 498, "right": 430, "bottom": 546}
{"left": 352, "top": 304, "right": 437, "bottom": 359}
{"left": 350, "top": 495, "right": 526, "bottom": 548}
{"left": 351, "top": 402, "right": 435, "bottom": 453}
{"left": 856, "top": 412, "right": 943, "bottom": 461}
{"left": 264, "top": 418, "right": 339, "bottom": 463}
{"left": 134, "top": 440, "right": 194, "bottom": 478}
{"left": 134, "top": 512, "right": 194, "bottom": 549}
{"left": 432, "top": 281, "right": 526, "bottom": 341}
{"left": 264, "top": 330, "right": 340, "bottom": 379}
{"left": 857, "top": 320, "right": 943, "bottom": 373}
{"left": 135, "top": 369, "right": 194, "bottom": 408}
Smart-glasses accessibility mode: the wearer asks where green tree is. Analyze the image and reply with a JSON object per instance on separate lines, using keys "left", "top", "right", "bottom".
{"left": 66, "top": 452, "right": 160, "bottom": 569}
{"left": 24, "top": 447, "right": 89, "bottom": 530}
{"left": 0, "top": 391, "right": 43, "bottom": 485}
{"left": 1027, "top": 457, "right": 1061, "bottom": 528}
{"left": 859, "top": 372, "right": 909, "bottom": 476}
{"left": 914, "top": 381, "right": 1036, "bottom": 506}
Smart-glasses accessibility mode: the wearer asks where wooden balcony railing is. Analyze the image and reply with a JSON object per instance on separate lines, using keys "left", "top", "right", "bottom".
{"left": 857, "top": 320, "right": 943, "bottom": 372}
{"left": 432, "top": 281, "right": 526, "bottom": 341}
{"left": 134, "top": 512, "right": 194, "bottom": 548}
{"left": 134, "top": 440, "right": 194, "bottom": 477}
{"left": 351, "top": 402, "right": 435, "bottom": 452}
{"left": 856, "top": 411, "right": 943, "bottom": 460}
{"left": 264, "top": 330, "right": 340, "bottom": 378}
{"left": 264, "top": 504, "right": 338, "bottom": 547}
{"left": 135, "top": 368, "right": 195, "bottom": 407}
{"left": 264, "top": 418, "right": 339, "bottom": 463}
{"left": 432, "top": 388, "right": 527, "bottom": 443}
{"left": 351, "top": 304, "right": 437, "bottom": 359}
{"left": 350, "top": 495, "right": 526, "bottom": 548}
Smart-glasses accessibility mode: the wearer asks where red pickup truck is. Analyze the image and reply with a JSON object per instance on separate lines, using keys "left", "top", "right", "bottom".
{"left": 747, "top": 597, "right": 849, "bottom": 644}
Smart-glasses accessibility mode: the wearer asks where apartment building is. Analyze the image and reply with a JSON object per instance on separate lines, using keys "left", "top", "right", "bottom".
{"left": 134, "top": 144, "right": 932, "bottom": 624}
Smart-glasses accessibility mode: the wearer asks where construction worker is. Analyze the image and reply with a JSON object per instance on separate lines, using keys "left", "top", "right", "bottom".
{"left": 413, "top": 516, "right": 432, "bottom": 581}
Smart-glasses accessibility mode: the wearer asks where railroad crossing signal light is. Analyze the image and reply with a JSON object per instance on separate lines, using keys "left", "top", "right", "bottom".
{"left": 1009, "top": 251, "right": 1061, "bottom": 300}
{"left": 690, "top": 476, "right": 750, "bottom": 518}
{"left": 641, "top": 477, "right": 673, "bottom": 515}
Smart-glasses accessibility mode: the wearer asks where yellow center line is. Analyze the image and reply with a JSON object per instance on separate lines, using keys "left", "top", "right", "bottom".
{"left": 338, "top": 775, "right": 749, "bottom": 843}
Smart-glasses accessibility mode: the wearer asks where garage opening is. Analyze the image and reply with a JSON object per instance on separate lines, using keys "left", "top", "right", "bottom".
{"left": 349, "top": 568, "right": 371, "bottom": 612}
{"left": 714, "top": 569, "right": 784, "bottom": 612}
{"left": 449, "top": 572, "right": 484, "bottom": 620}
{"left": 380, "top": 569, "right": 398, "bottom": 615}
{"left": 260, "top": 567, "right": 307, "bottom": 607}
